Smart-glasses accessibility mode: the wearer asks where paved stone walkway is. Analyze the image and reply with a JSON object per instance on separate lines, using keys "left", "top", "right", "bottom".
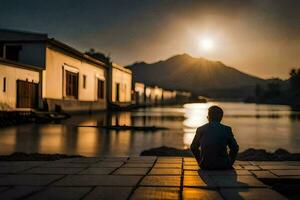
{"left": 0, "top": 156, "right": 297, "bottom": 199}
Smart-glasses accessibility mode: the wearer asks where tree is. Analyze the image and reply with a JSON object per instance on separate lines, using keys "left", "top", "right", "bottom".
{"left": 85, "top": 49, "right": 112, "bottom": 67}
{"left": 266, "top": 81, "right": 281, "bottom": 97}
{"left": 289, "top": 68, "right": 300, "bottom": 91}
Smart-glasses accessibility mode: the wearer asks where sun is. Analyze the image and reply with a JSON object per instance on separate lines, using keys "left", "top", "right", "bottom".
{"left": 199, "top": 37, "right": 214, "bottom": 51}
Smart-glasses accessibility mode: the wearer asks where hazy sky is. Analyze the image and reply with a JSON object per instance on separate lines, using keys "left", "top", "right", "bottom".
{"left": 0, "top": 0, "right": 299, "bottom": 79}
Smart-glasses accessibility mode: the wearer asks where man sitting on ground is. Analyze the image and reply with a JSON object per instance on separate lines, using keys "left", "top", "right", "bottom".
{"left": 190, "top": 106, "right": 239, "bottom": 170}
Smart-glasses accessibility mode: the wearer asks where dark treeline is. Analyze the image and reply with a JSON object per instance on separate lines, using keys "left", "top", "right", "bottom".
{"left": 246, "top": 68, "right": 300, "bottom": 108}
{"left": 85, "top": 48, "right": 112, "bottom": 67}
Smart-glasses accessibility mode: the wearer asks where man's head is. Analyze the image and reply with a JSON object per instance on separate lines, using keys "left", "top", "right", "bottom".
{"left": 208, "top": 106, "right": 223, "bottom": 122}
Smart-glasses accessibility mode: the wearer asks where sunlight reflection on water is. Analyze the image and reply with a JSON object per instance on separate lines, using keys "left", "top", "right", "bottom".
{"left": 1, "top": 102, "right": 300, "bottom": 156}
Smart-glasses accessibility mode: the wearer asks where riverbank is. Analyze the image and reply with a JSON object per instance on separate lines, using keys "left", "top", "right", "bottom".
{"left": 1, "top": 147, "right": 300, "bottom": 161}
{"left": 140, "top": 146, "right": 300, "bottom": 161}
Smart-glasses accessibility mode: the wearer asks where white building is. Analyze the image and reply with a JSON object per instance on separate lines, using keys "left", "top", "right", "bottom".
{"left": 0, "top": 58, "right": 40, "bottom": 110}
{"left": 108, "top": 63, "right": 132, "bottom": 107}
{"left": 134, "top": 82, "right": 145, "bottom": 105}
{"left": 145, "top": 86, "right": 163, "bottom": 105}
{"left": 0, "top": 29, "right": 108, "bottom": 112}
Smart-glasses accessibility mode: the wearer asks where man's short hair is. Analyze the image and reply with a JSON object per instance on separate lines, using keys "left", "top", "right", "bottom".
{"left": 208, "top": 106, "right": 223, "bottom": 122}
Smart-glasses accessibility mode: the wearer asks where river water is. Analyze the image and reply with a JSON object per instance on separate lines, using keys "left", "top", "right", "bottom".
{"left": 1, "top": 102, "right": 300, "bottom": 156}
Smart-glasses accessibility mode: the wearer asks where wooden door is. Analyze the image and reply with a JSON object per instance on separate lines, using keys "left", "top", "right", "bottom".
{"left": 115, "top": 83, "right": 120, "bottom": 102}
{"left": 16, "top": 80, "right": 39, "bottom": 108}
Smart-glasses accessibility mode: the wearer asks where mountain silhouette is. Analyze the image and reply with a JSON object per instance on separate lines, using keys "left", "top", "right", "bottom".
{"left": 127, "top": 54, "right": 266, "bottom": 98}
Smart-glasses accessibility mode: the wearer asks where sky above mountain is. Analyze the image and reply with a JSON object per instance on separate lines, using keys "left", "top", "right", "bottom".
{"left": 0, "top": 0, "right": 299, "bottom": 79}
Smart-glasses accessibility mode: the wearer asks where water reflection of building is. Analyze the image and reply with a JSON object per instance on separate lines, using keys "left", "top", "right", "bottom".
{"left": 39, "top": 125, "right": 65, "bottom": 154}
{"left": 133, "top": 82, "right": 145, "bottom": 105}
{"left": 0, "top": 127, "right": 16, "bottom": 154}
{"left": 76, "top": 127, "right": 98, "bottom": 156}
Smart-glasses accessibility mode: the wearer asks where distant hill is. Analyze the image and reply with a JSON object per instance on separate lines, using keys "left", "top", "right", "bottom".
{"left": 127, "top": 54, "right": 267, "bottom": 98}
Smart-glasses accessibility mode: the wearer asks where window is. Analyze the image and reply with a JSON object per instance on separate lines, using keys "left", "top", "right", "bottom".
{"left": 97, "top": 79, "right": 104, "bottom": 99}
{"left": 3, "top": 77, "right": 6, "bottom": 92}
{"left": 83, "top": 75, "right": 86, "bottom": 89}
{"left": 115, "top": 83, "right": 120, "bottom": 101}
{"left": 65, "top": 71, "right": 78, "bottom": 98}
{"left": 5, "top": 45, "right": 22, "bottom": 61}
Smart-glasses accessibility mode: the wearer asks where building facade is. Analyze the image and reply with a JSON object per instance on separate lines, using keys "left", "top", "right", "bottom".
{"left": 0, "top": 59, "right": 41, "bottom": 110}
{"left": 133, "top": 82, "right": 145, "bottom": 105}
{"left": 108, "top": 63, "right": 132, "bottom": 107}
{"left": 0, "top": 29, "right": 108, "bottom": 112}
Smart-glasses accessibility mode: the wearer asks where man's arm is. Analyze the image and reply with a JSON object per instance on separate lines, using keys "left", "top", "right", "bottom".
{"left": 190, "top": 128, "right": 202, "bottom": 164}
{"left": 227, "top": 127, "right": 239, "bottom": 165}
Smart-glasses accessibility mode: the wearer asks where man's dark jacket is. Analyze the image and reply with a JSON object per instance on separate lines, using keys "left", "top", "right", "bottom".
{"left": 190, "top": 122, "right": 239, "bottom": 170}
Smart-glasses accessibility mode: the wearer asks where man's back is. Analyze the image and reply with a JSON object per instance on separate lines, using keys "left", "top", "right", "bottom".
{"left": 190, "top": 122, "right": 239, "bottom": 170}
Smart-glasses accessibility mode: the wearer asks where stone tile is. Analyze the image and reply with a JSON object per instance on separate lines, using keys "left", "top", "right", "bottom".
{"left": 184, "top": 170, "right": 199, "bottom": 176}
{"left": 140, "top": 176, "right": 181, "bottom": 187}
{"left": 260, "top": 165, "right": 300, "bottom": 170}
{"left": 83, "top": 186, "right": 133, "bottom": 200}
{"left": 91, "top": 161, "right": 124, "bottom": 168}
{"left": 234, "top": 161, "right": 252, "bottom": 165}
{"left": 184, "top": 165, "right": 200, "bottom": 170}
{"left": 149, "top": 168, "right": 181, "bottom": 175}
{"left": 154, "top": 163, "right": 182, "bottom": 168}
{"left": 0, "top": 161, "right": 46, "bottom": 167}
{"left": 157, "top": 158, "right": 182, "bottom": 164}
{"left": 156, "top": 161, "right": 182, "bottom": 164}
{"left": 183, "top": 188, "right": 223, "bottom": 200}
{"left": 242, "top": 165, "right": 261, "bottom": 170}
{"left": 233, "top": 165, "right": 243, "bottom": 170}
{"left": 0, "top": 186, "right": 41, "bottom": 199}
{"left": 199, "top": 170, "right": 251, "bottom": 176}
{"left": 252, "top": 161, "right": 300, "bottom": 166}
{"left": 184, "top": 176, "right": 209, "bottom": 187}
{"left": 41, "top": 162, "right": 90, "bottom": 168}
{"left": 54, "top": 158, "right": 87, "bottom": 163}
{"left": 211, "top": 175, "right": 266, "bottom": 187}
{"left": 129, "top": 156, "right": 157, "bottom": 161}
{"left": 184, "top": 162, "right": 199, "bottom": 166}
{"left": 158, "top": 157, "right": 182, "bottom": 160}
{"left": 126, "top": 160, "right": 155, "bottom": 164}
{"left": 251, "top": 170, "right": 278, "bottom": 178}
{"left": 131, "top": 187, "right": 180, "bottom": 200}
{"left": 54, "top": 175, "right": 142, "bottom": 186}
{"left": 271, "top": 169, "right": 300, "bottom": 176}
{"left": 184, "top": 158, "right": 197, "bottom": 162}
{"left": 0, "top": 166, "right": 33, "bottom": 174}
{"left": 104, "top": 157, "right": 128, "bottom": 161}
{"left": 69, "top": 157, "right": 102, "bottom": 163}
{"left": 123, "top": 163, "right": 153, "bottom": 168}
{"left": 24, "top": 167, "right": 83, "bottom": 175}
{"left": 79, "top": 167, "right": 116, "bottom": 175}
{"left": 114, "top": 168, "right": 149, "bottom": 175}
{"left": 26, "top": 186, "right": 90, "bottom": 200}
{"left": 0, "top": 175, "right": 63, "bottom": 186}
{"left": 220, "top": 188, "right": 287, "bottom": 200}
{"left": 199, "top": 175, "right": 218, "bottom": 187}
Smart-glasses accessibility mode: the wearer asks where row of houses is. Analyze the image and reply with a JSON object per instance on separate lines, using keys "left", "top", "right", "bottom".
{"left": 0, "top": 29, "right": 191, "bottom": 112}
{"left": 133, "top": 83, "right": 191, "bottom": 106}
